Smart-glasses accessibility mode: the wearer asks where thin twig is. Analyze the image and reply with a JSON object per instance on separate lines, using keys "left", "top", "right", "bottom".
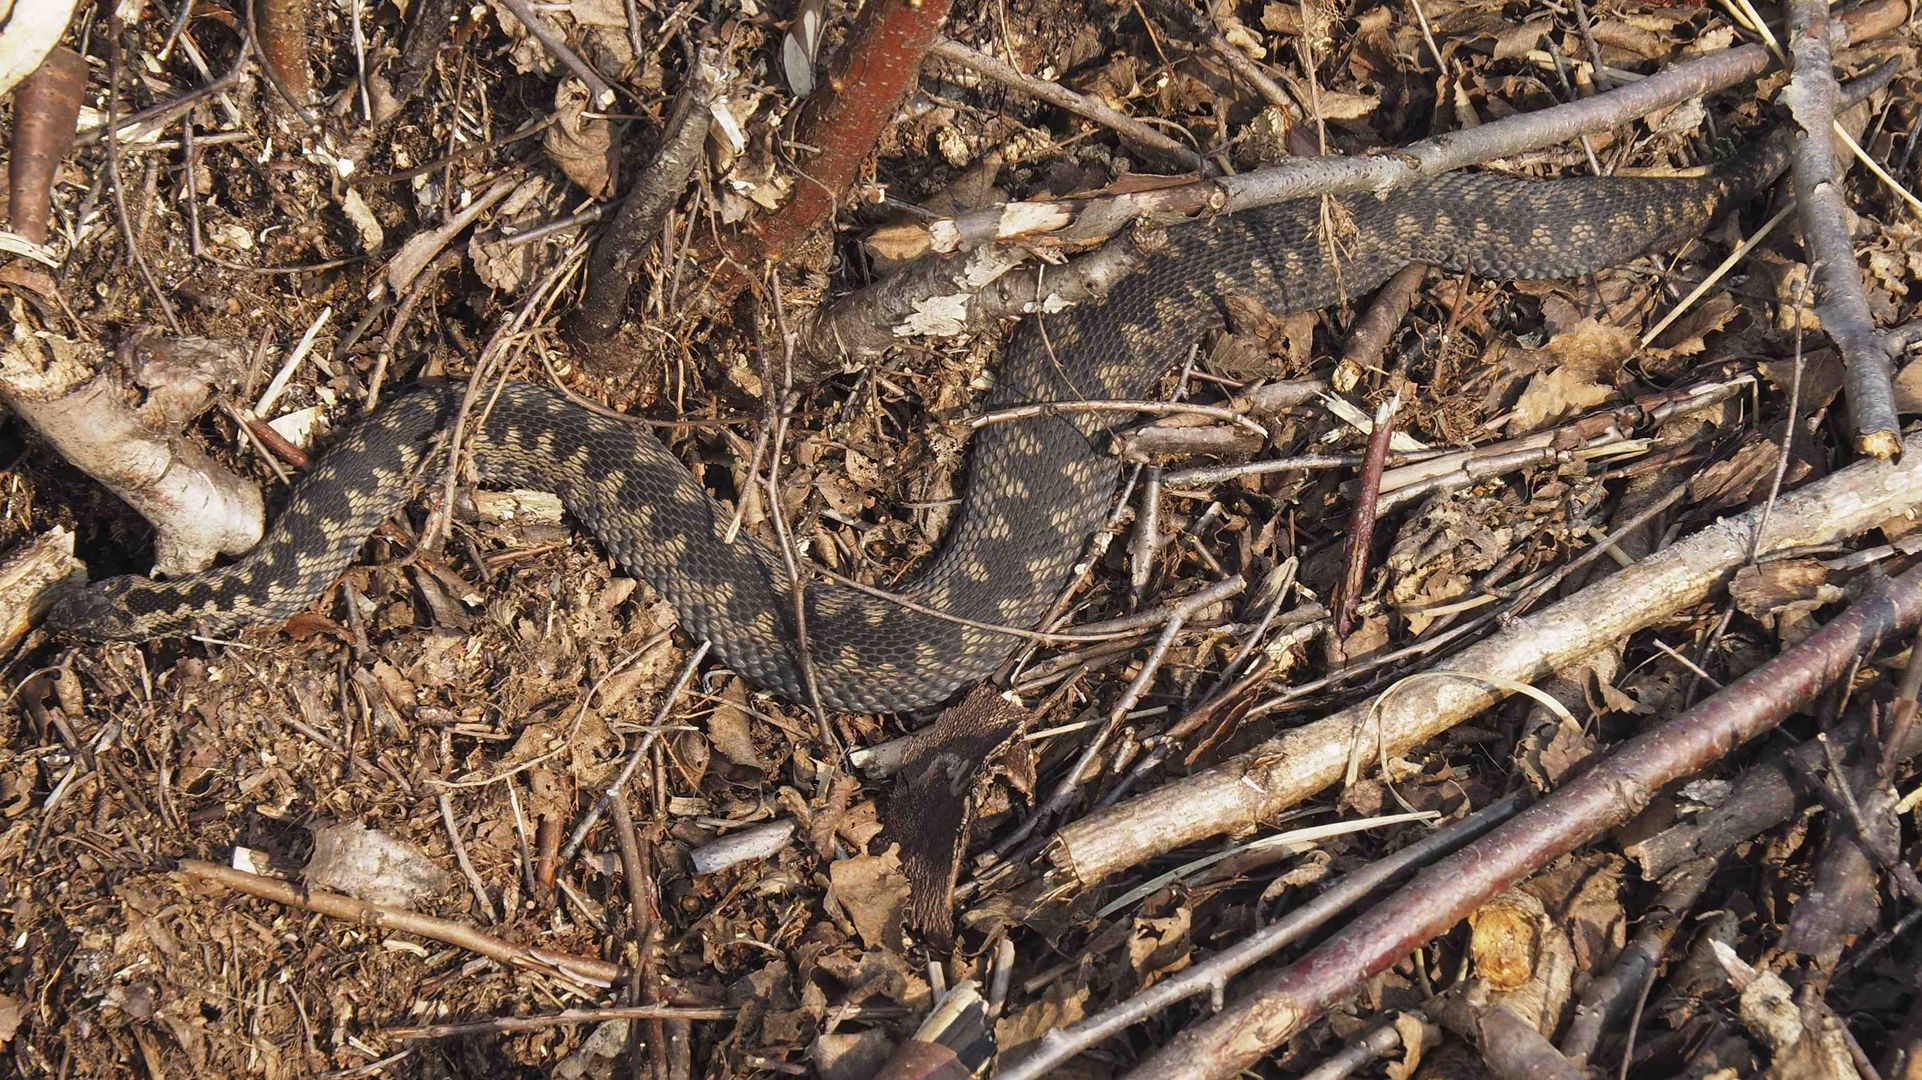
{"left": 928, "top": 37, "right": 1206, "bottom": 170}
{"left": 176, "top": 859, "right": 623, "bottom": 988}
{"left": 1783, "top": 0, "right": 1898, "bottom": 456}
{"left": 494, "top": 0, "right": 616, "bottom": 106}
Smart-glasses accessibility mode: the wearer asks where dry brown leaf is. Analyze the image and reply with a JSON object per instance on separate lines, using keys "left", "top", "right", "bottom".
{"left": 707, "top": 678, "right": 767, "bottom": 770}
{"left": 543, "top": 79, "right": 614, "bottom": 197}
{"left": 1503, "top": 318, "right": 1635, "bottom": 434}
{"left": 1127, "top": 905, "right": 1194, "bottom": 987}
{"left": 827, "top": 850, "right": 910, "bottom": 952}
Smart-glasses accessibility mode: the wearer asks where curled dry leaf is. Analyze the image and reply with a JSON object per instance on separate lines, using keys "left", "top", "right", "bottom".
{"left": 544, "top": 78, "right": 614, "bottom": 197}
{"left": 826, "top": 849, "right": 910, "bottom": 951}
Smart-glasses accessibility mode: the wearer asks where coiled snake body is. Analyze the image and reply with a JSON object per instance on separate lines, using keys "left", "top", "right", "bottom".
{"left": 50, "top": 138, "right": 1787, "bottom": 711}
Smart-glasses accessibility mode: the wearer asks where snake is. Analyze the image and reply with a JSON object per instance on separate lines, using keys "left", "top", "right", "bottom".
{"left": 48, "top": 134, "right": 1790, "bottom": 712}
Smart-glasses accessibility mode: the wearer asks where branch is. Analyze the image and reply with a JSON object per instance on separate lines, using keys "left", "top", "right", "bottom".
{"left": 1782, "top": 0, "right": 1898, "bottom": 457}
{"left": 797, "top": 5, "right": 1905, "bottom": 368}
{"left": 0, "top": 329, "right": 264, "bottom": 576}
{"left": 1129, "top": 564, "right": 1922, "bottom": 1078}
{"left": 1051, "top": 428, "right": 1922, "bottom": 888}
{"left": 177, "top": 859, "right": 626, "bottom": 989}
{"left": 711, "top": 0, "right": 954, "bottom": 301}
{"left": 568, "top": 46, "right": 722, "bottom": 347}
{"left": 7, "top": 45, "right": 85, "bottom": 246}
{"left": 927, "top": 37, "right": 1205, "bottom": 170}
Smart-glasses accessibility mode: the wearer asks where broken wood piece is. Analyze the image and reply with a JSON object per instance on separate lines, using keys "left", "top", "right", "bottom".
{"left": 0, "top": 327, "right": 263, "bottom": 576}
{"left": 0, "top": 527, "right": 83, "bottom": 653}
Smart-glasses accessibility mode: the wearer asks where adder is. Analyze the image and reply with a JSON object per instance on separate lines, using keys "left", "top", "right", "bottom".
{"left": 50, "top": 128, "right": 1798, "bottom": 712}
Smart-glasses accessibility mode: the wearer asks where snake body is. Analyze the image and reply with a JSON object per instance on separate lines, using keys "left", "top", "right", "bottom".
{"left": 50, "top": 136, "right": 1787, "bottom": 711}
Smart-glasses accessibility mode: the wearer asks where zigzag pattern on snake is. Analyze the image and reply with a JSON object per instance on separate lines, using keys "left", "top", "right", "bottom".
{"left": 49, "top": 135, "right": 1789, "bottom": 712}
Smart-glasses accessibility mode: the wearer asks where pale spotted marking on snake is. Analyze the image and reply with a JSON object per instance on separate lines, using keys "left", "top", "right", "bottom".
{"left": 49, "top": 134, "right": 1791, "bottom": 712}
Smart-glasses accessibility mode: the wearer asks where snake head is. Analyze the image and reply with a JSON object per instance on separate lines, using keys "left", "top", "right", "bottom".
{"left": 44, "top": 577, "right": 149, "bottom": 641}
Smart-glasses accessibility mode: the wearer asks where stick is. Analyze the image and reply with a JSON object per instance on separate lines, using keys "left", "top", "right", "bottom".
{"left": 568, "top": 45, "right": 720, "bottom": 346}
{"left": 176, "top": 859, "right": 625, "bottom": 988}
{"left": 1051, "top": 429, "right": 1922, "bottom": 888}
{"left": 1129, "top": 564, "right": 1922, "bottom": 1078}
{"left": 927, "top": 37, "right": 1204, "bottom": 170}
{"left": 1782, "top": 0, "right": 1899, "bottom": 457}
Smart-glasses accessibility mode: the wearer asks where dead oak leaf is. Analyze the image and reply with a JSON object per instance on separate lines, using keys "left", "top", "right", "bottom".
{"left": 827, "top": 849, "right": 910, "bottom": 953}
{"left": 1503, "top": 317, "right": 1635, "bottom": 435}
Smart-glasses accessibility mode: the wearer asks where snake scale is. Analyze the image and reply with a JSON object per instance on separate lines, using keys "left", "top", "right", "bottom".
{"left": 49, "top": 135, "right": 1788, "bottom": 712}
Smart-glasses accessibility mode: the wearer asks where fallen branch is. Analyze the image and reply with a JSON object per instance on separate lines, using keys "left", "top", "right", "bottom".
{"left": 177, "top": 859, "right": 626, "bottom": 989}
{"left": 0, "top": 328, "right": 264, "bottom": 576}
{"left": 994, "top": 791, "right": 1527, "bottom": 1080}
{"left": 1559, "top": 857, "right": 1716, "bottom": 1064}
{"left": 1782, "top": 0, "right": 1899, "bottom": 457}
{"left": 1050, "top": 428, "right": 1922, "bottom": 888}
{"left": 927, "top": 37, "right": 1205, "bottom": 170}
{"left": 7, "top": 45, "right": 85, "bottom": 246}
{"left": 1129, "top": 563, "right": 1922, "bottom": 1077}
{"left": 713, "top": 0, "right": 953, "bottom": 301}
{"left": 888, "top": 4, "right": 1902, "bottom": 261}
{"left": 568, "top": 45, "right": 722, "bottom": 347}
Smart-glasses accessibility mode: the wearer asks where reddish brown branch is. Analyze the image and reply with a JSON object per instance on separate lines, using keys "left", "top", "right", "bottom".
{"left": 255, "top": 0, "right": 315, "bottom": 107}
{"left": 711, "top": 0, "right": 953, "bottom": 301}
{"left": 1333, "top": 395, "right": 1397, "bottom": 639}
{"left": 8, "top": 46, "right": 86, "bottom": 246}
{"left": 1128, "top": 564, "right": 1922, "bottom": 1078}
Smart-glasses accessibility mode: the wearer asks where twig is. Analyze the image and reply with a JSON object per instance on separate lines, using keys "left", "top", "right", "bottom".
{"left": 970, "top": 399, "right": 1269, "bottom": 439}
{"left": 558, "top": 641, "right": 709, "bottom": 865}
{"left": 994, "top": 792, "right": 1527, "bottom": 1080}
{"left": 1879, "top": 622, "right": 1922, "bottom": 779}
{"left": 569, "top": 45, "right": 719, "bottom": 346}
{"left": 1782, "top": 0, "right": 1898, "bottom": 456}
{"left": 1333, "top": 395, "right": 1397, "bottom": 639}
{"left": 1129, "top": 564, "right": 1922, "bottom": 1078}
{"left": 927, "top": 37, "right": 1205, "bottom": 170}
{"left": 1338, "top": 263, "right": 1428, "bottom": 377}
{"left": 1050, "top": 429, "right": 1922, "bottom": 889}
{"left": 1559, "top": 857, "right": 1716, "bottom": 1064}
{"left": 995, "top": 578, "right": 1243, "bottom": 858}
{"left": 494, "top": 0, "right": 616, "bottom": 107}
{"left": 103, "top": 23, "right": 182, "bottom": 335}
{"left": 438, "top": 793, "right": 499, "bottom": 924}
{"left": 1129, "top": 466, "right": 1163, "bottom": 601}
{"left": 910, "top": 43, "right": 1783, "bottom": 259}
{"left": 760, "top": 288, "right": 835, "bottom": 750}
{"left": 176, "top": 859, "right": 624, "bottom": 988}
{"left": 385, "top": 1006, "right": 736, "bottom": 1040}
{"left": 607, "top": 795, "right": 670, "bottom": 1079}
